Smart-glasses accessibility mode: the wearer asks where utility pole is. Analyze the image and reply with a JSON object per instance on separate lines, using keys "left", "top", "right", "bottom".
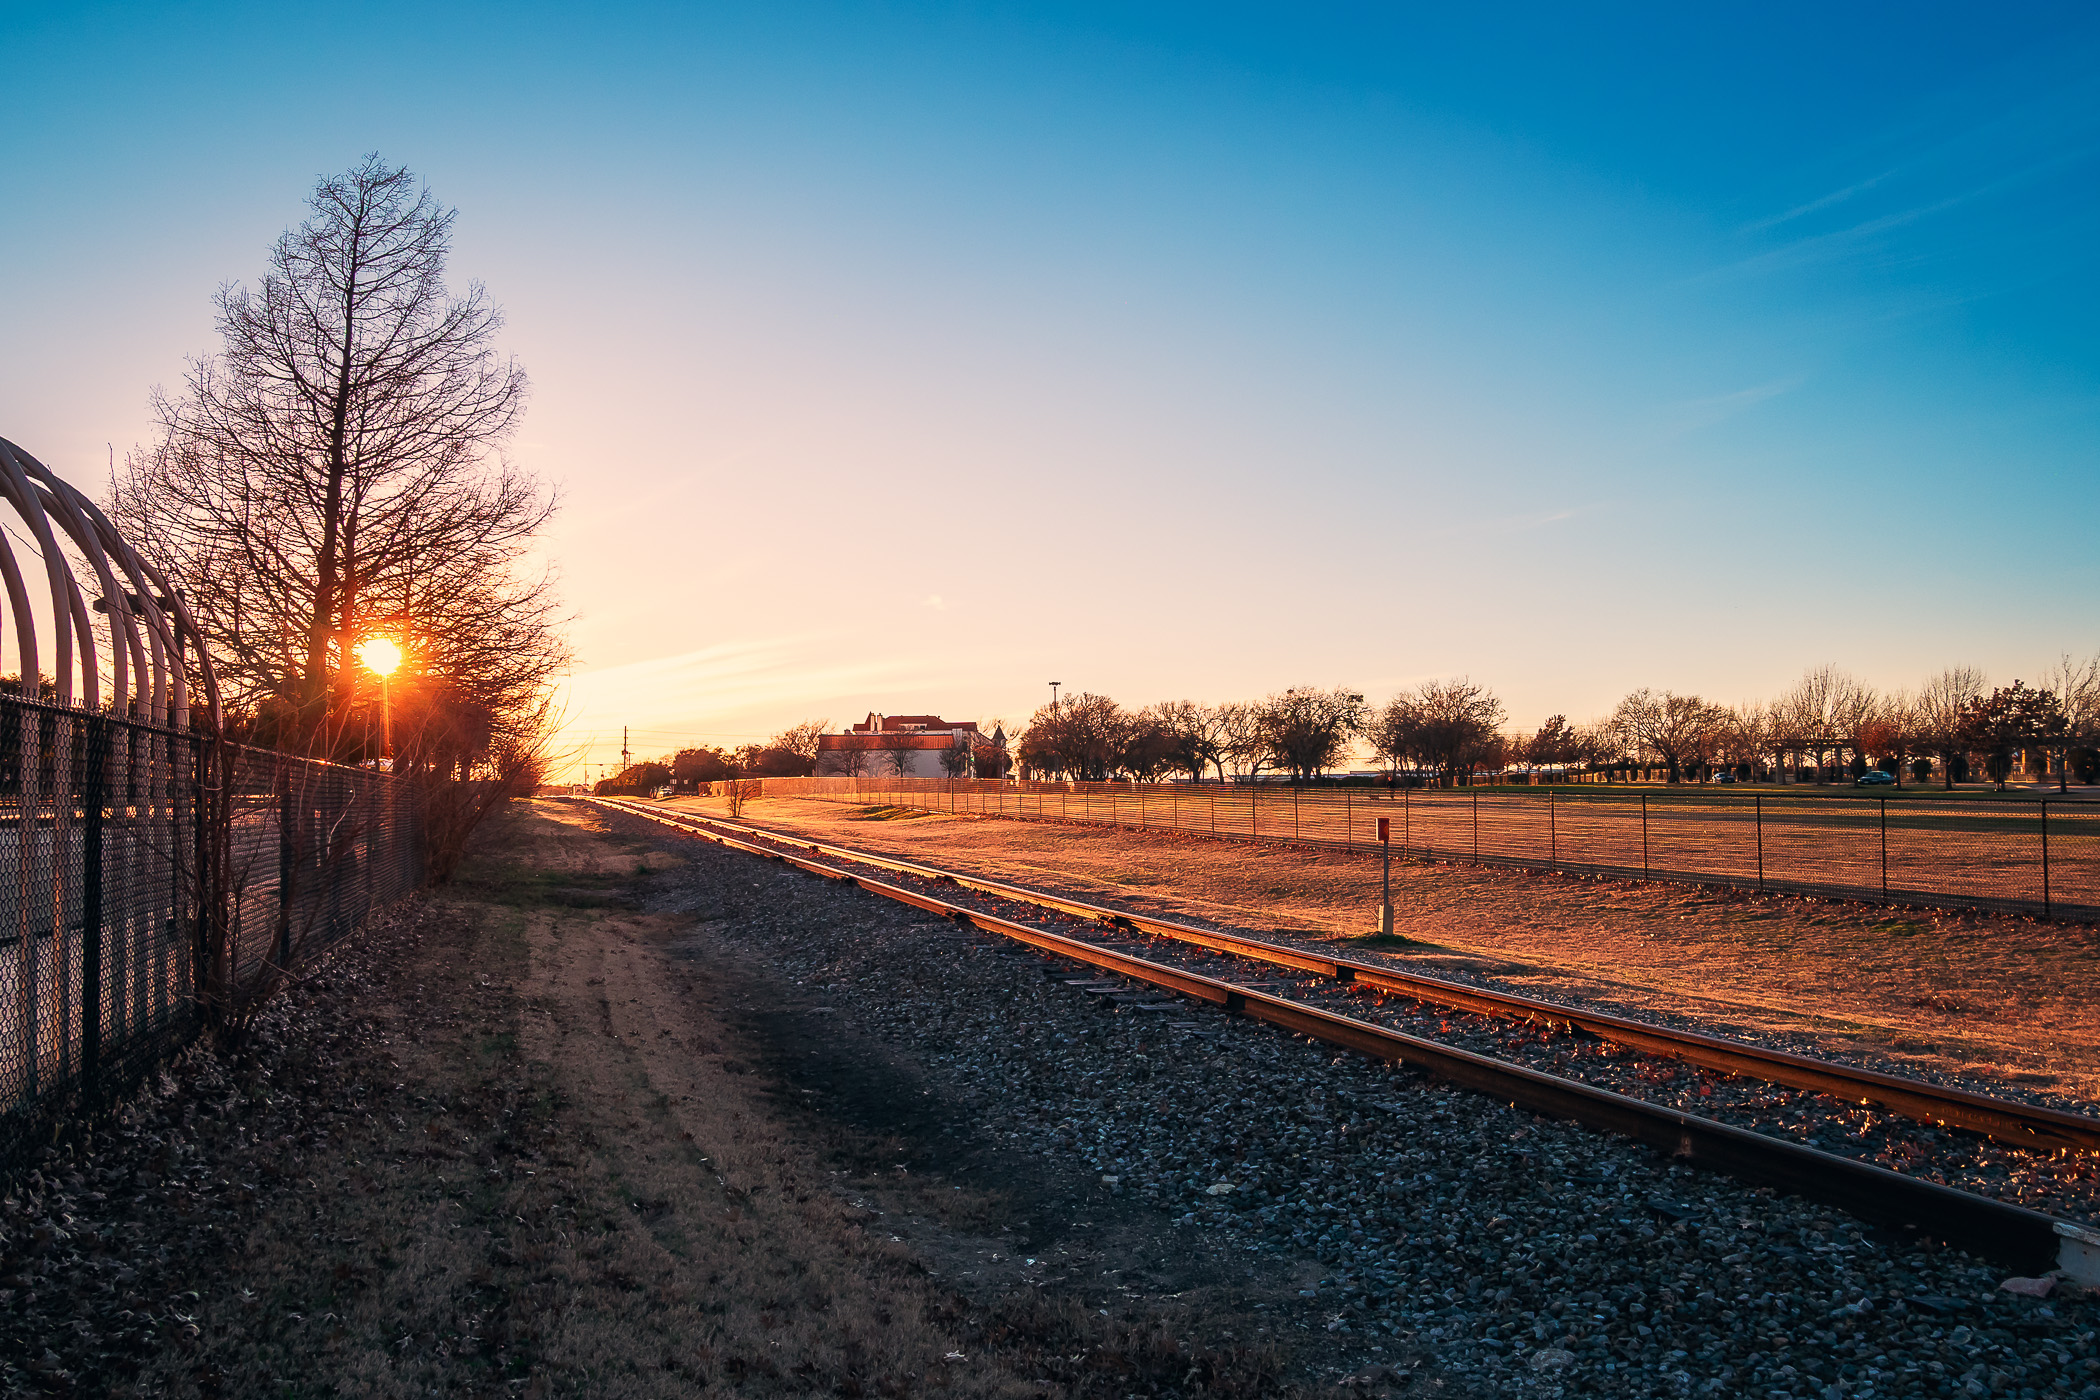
{"left": 621, "top": 726, "right": 632, "bottom": 777}
{"left": 1049, "top": 681, "right": 1061, "bottom": 714}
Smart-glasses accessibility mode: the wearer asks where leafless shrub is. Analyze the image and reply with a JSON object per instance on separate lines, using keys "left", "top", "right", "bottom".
{"left": 724, "top": 777, "right": 762, "bottom": 818}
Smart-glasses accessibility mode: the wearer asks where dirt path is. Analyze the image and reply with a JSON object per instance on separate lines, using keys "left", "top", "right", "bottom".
{"left": 2, "top": 802, "right": 1354, "bottom": 1398}
{"left": 660, "top": 796, "right": 2100, "bottom": 1104}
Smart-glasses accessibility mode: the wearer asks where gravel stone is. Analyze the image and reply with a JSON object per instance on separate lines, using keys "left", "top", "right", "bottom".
{"left": 614, "top": 804, "right": 2100, "bottom": 1399}
{"left": 696, "top": 809, "right": 2100, "bottom": 1227}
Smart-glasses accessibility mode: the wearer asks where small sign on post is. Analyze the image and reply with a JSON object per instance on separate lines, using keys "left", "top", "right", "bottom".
{"left": 1376, "top": 816, "right": 1393, "bottom": 935}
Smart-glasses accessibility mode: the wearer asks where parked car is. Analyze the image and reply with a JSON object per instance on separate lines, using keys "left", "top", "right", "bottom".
{"left": 1854, "top": 770, "right": 1897, "bottom": 786}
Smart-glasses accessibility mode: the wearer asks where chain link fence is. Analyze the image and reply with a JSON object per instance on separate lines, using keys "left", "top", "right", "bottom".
{"left": 702, "top": 775, "right": 2097, "bottom": 923}
{"left": 1, "top": 695, "right": 421, "bottom": 1175}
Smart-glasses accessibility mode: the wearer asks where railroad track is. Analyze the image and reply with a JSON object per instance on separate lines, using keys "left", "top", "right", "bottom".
{"left": 588, "top": 796, "right": 2100, "bottom": 1281}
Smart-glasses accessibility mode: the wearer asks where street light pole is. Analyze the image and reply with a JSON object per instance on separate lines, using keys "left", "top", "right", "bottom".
{"left": 1049, "top": 680, "right": 1061, "bottom": 713}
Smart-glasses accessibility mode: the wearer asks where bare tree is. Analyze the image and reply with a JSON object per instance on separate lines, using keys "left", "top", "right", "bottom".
{"left": 1778, "top": 666, "right": 1874, "bottom": 782}
{"left": 1114, "top": 706, "right": 1180, "bottom": 782}
{"left": 839, "top": 742, "right": 871, "bottom": 779}
{"left": 117, "top": 154, "right": 561, "bottom": 763}
{"left": 1917, "top": 666, "right": 1987, "bottom": 789}
{"left": 1834, "top": 677, "right": 1880, "bottom": 779}
{"left": 884, "top": 742, "right": 916, "bottom": 780}
{"left": 1364, "top": 699, "right": 1413, "bottom": 784}
{"left": 1713, "top": 704, "right": 1774, "bottom": 781}
{"left": 1257, "top": 687, "right": 1367, "bottom": 782}
{"left": 1610, "top": 689, "right": 1726, "bottom": 783}
{"left": 1148, "top": 701, "right": 1223, "bottom": 783}
{"left": 938, "top": 737, "right": 972, "bottom": 779}
{"left": 1216, "top": 701, "right": 1273, "bottom": 781}
{"left": 1859, "top": 693, "right": 1920, "bottom": 787}
{"left": 1395, "top": 679, "right": 1505, "bottom": 787}
{"left": 2041, "top": 654, "right": 2099, "bottom": 791}
{"left": 770, "top": 719, "right": 832, "bottom": 775}
{"left": 1015, "top": 693, "right": 1124, "bottom": 781}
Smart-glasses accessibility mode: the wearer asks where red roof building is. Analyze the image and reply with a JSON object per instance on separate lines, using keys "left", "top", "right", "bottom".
{"left": 817, "top": 713, "right": 1008, "bottom": 778}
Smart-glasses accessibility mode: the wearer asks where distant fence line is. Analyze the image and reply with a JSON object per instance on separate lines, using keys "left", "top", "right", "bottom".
{"left": 2, "top": 695, "right": 422, "bottom": 1175}
{"left": 697, "top": 775, "right": 2097, "bottom": 924}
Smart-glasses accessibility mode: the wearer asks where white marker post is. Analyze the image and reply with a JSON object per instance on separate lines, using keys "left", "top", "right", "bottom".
{"left": 1377, "top": 815, "right": 1393, "bottom": 935}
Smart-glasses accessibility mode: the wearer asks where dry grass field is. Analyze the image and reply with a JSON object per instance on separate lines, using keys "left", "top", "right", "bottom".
{"left": 661, "top": 795, "right": 2100, "bottom": 1106}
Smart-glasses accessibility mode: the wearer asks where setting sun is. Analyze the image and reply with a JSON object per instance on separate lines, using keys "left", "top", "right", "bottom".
{"left": 355, "top": 636, "right": 404, "bottom": 677}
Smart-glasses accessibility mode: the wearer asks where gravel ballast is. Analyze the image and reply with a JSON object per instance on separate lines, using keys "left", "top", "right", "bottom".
{"left": 666, "top": 806, "right": 2100, "bottom": 1228}
{"left": 613, "top": 803, "right": 2100, "bottom": 1400}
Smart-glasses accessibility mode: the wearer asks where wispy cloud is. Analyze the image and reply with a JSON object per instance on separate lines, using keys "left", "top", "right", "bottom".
{"left": 1711, "top": 66, "right": 2100, "bottom": 289}
{"left": 1738, "top": 167, "right": 1901, "bottom": 236}
{"left": 1651, "top": 376, "right": 1803, "bottom": 437}
{"left": 1703, "top": 182, "right": 2004, "bottom": 285}
{"left": 1430, "top": 503, "right": 1602, "bottom": 541}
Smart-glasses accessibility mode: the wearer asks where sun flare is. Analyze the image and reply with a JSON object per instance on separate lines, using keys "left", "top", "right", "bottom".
{"left": 355, "top": 636, "right": 404, "bottom": 677}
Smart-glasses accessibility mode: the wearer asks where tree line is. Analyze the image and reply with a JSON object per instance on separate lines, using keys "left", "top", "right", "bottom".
{"left": 1014, "top": 659, "right": 2100, "bottom": 791}
{"left": 601, "top": 658, "right": 2100, "bottom": 796}
{"left": 595, "top": 720, "right": 830, "bottom": 794}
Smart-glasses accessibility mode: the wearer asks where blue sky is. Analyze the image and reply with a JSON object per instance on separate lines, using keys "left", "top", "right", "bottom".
{"left": 3, "top": 2, "right": 2095, "bottom": 775}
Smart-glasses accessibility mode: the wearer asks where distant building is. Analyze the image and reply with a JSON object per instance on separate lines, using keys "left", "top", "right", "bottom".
{"left": 816, "top": 713, "right": 1008, "bottom": 779}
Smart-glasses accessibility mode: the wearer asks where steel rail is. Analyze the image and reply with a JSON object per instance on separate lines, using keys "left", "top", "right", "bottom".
{"left": 600, "top": 799, "right": 2100, "bottom": 1156}
{"left": 591, "top": 797, "right": 2086, "bottom": 1275}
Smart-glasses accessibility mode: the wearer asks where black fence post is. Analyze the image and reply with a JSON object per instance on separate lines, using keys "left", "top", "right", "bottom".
{"left": 1880, "top": 797, "right": 1889, "bottom": 897}
{"left": 1549, "top": 788, "right": 1556, "bottom": 866}
{"left": 2042, "top": 799, "right": 2051, "bottom": 919}
{"left": 80, "top": 714, "right": 107, "bottom": 1092}
{"left": 1472, "top": 789, "right": 1480, "bottom": 863}
{"left": 325, "top": 773, "right": 346, "bottom": 947}
{"left": 1755, "top": 794, "right": 1764, "bottom": 892}
{"left": 189, "top": 732, "right": 208, "bottom": 1014}
{"left": 1641, "top": 795, "right": 1649, "bottom": 879}
{"left": 276, "top": 766, "right": 295, "bottom": 968}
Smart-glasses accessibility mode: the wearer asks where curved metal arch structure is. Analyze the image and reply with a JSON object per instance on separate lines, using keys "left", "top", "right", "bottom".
{"left": 0, "top": 435, "right": 430, "bottom": 1181}
{"left": 0, "top": 437, "right": 220, "bottom": 734}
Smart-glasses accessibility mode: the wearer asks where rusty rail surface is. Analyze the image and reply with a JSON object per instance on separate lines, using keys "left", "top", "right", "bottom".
{"left": 590, "top": 797, "right": 2086, "bottom": 1276}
